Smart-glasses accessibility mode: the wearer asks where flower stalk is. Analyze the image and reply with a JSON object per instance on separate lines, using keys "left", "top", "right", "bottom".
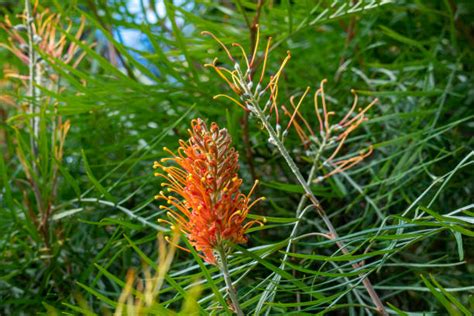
{"left": 155, "top": 118, "right": 265, "bottom": 314}
{"left": 215, "top": 247, "right": 244, "bottom": 316}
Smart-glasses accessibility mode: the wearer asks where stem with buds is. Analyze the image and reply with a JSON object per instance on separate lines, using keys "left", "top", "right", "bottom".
{"left": 236, "top": 71, "right": 387, "bottom": 315}
{"left": 24, "top": 0, "right": 48, "bottom": 245}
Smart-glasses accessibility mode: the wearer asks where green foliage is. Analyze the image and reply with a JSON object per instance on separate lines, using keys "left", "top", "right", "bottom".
{"left": 0, "top": 0, "right": 472, "bottom": 314}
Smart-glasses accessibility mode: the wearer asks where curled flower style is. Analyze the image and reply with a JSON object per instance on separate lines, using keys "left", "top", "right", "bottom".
{"left": 282, "top": 80, "right": 376, "bottom": 183}
{"left": 202, "top": 27, "right": 376, "bottom": 183}
{"left": 154, "top": 118, "right": 264, "bottom": 264}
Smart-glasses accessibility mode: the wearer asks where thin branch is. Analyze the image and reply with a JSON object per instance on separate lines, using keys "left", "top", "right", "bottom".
{"left": 235, "top": 68, "right": 388, "bottom": 315}
{"left": 25, "top": 0, "right": 37, "bottom": 155}
{"left": 216, "top": 247, "right": 244, "bottom": 316}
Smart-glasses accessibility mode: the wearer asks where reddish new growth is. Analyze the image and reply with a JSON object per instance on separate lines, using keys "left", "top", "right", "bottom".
{"left": 0, "top": 7, "right": 87, "bottom": 78}
{"left": 154, "top": 119, "right": 264, "bottom": 264}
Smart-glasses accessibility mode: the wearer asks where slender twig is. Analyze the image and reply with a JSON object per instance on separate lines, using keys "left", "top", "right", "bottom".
{"left": 25, "top": 0, "right": 37, "bottom": 155}
{"left": 216, "top": 247, "right": 244, "bottom": 316}
{"left": 237, "top": 70, "right": 387, "bottom": 315}
{"left": 256, "top": 154, "right": 322, "bottom": 312}
{"left": 259, "top": 102, "right": 386, "bottom": 315}
{"left": 24, "top": 0, "right": 50, "bottom": 247}
{"left": 50, "top": 78, "right": 62, "bottom": 205}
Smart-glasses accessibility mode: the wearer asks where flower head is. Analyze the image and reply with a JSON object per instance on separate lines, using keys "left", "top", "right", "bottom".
{"left": 154, "top": 118, "right": 264, "bottom": 264}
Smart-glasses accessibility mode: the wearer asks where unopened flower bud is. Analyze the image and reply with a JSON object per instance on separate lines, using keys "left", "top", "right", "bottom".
{"left": 275, "top": 124, "right": 281, "bottom": 135}
{"left": 333, "top": 124, "right": 342, "bottom": 131}
{"left": 33, "top": 34, "right": 42, "bottom": 44}
{"left": 268, "top": 136, "right": 277, "bottom": 146}
{"left": 13, "top": 24, "right": 27, "bottom": 32}
{"left": 19, "top": 43, "right": 28, "bottom": 52}
{"left": 314, "top": 176, "right": 324, "bottom": 183}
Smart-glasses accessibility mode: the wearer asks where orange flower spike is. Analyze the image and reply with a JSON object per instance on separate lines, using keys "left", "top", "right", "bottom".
{"left": 155, "top": 118, "right": 263, "bottom": 264}
{"left": 213, "top": 94, "right": 247, "bottom": 110}
{"left": 266, "top": 51, "right": 291, "bottom": 92}
{"left": 268, "top": 82, "right": 281, "bottom": 124}
{"left": 285, "top": 91, "right": 315, "bottom": 140}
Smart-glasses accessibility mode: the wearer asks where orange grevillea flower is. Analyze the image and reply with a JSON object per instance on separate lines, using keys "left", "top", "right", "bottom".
{"left": 154, "top": 118, "right": 264, "bottom": 264}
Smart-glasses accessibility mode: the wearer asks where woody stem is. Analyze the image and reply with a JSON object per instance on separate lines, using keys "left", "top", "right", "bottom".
{"left": 216, "top": 248, "right": 244, "bottom": 316}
